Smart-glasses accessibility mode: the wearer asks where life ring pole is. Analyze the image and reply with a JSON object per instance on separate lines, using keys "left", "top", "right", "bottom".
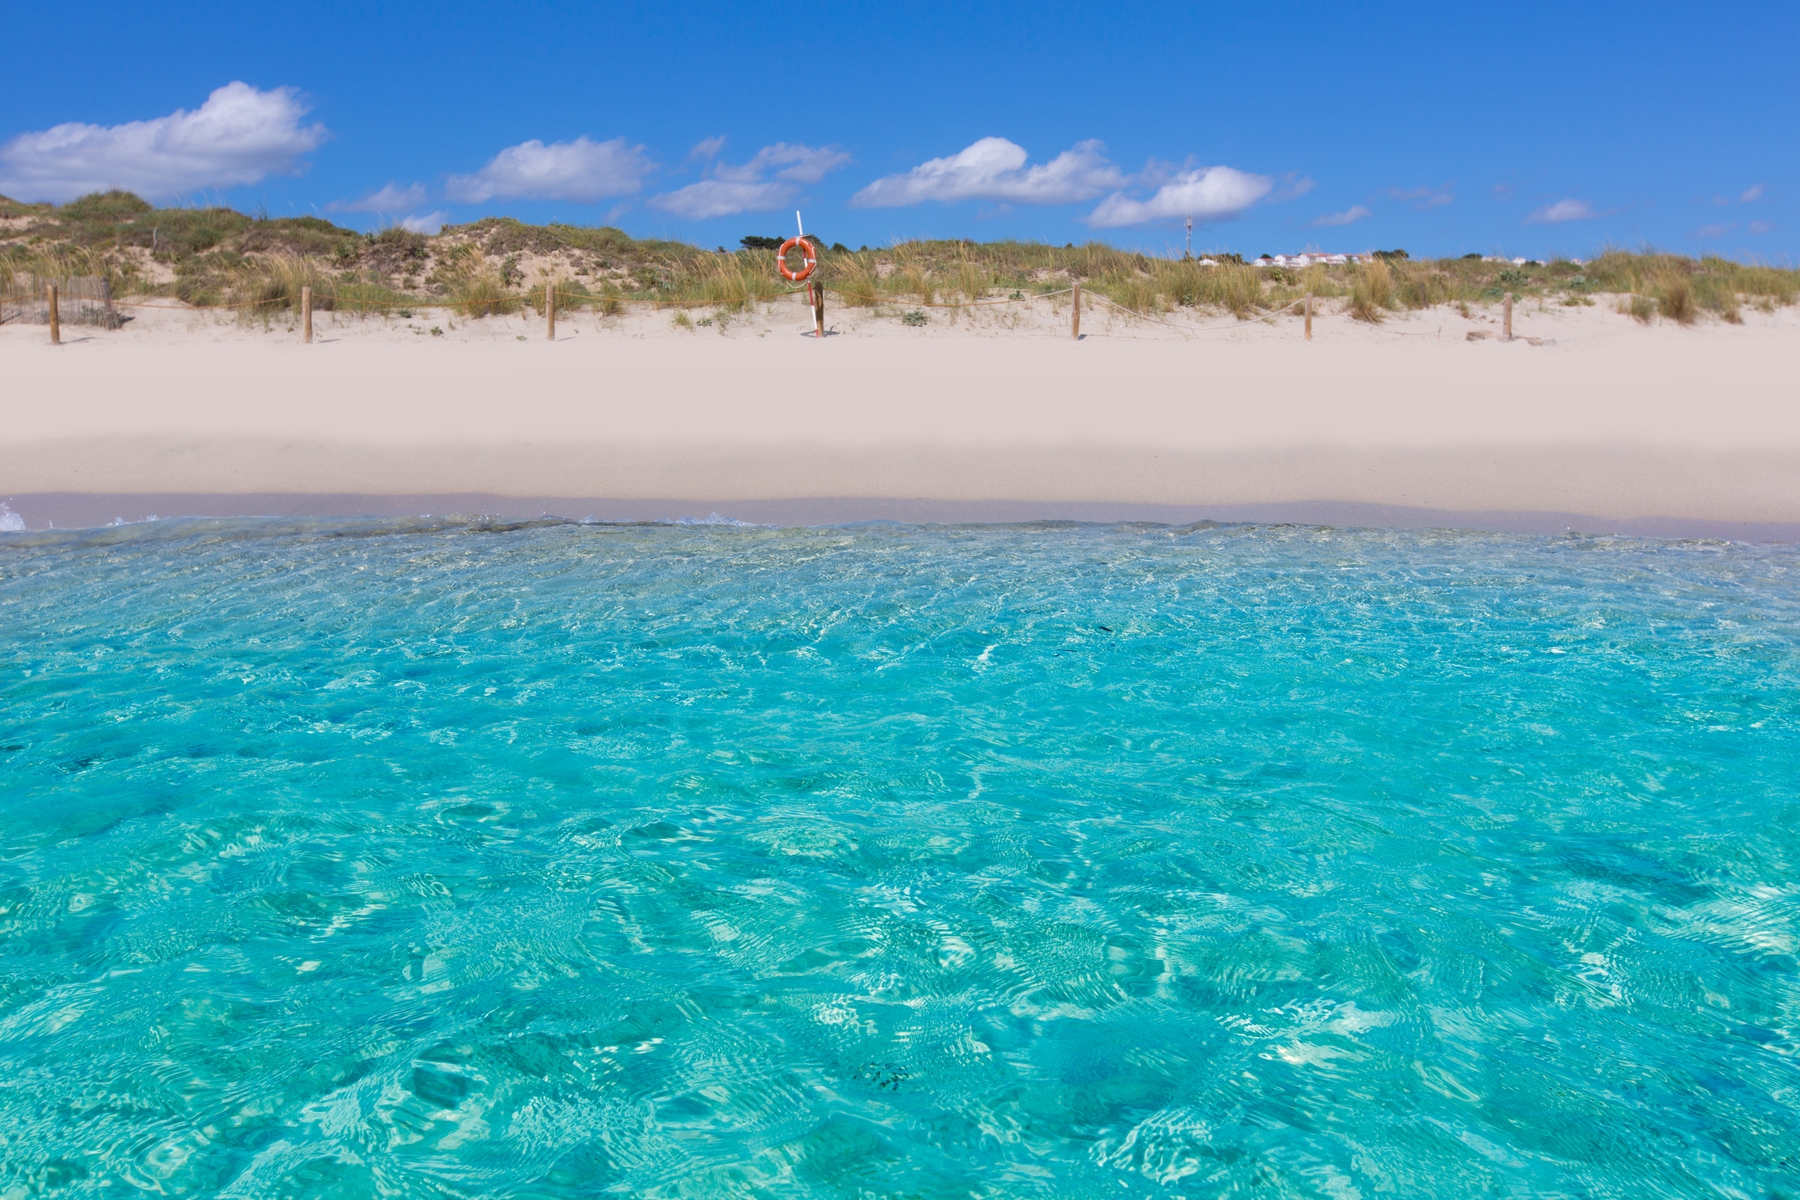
{"left": 799, "top": 211, "right": 821, "bottom": 338}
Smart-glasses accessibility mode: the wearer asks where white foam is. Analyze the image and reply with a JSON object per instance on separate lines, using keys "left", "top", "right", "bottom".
{"left": 672, "top": 513, "right": 764, "bottom": 527}
{"left": 0, "top": 503, "right": 24, "bottom": 532}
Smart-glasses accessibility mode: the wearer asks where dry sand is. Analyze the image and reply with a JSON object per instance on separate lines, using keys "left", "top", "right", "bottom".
{"left": 4, "top": 293, "right": 1797, "bottom": 537}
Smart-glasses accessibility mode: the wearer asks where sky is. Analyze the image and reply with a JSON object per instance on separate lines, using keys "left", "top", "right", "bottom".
{"left": 3, "top": 1, "right": 1794, "bottom": 261}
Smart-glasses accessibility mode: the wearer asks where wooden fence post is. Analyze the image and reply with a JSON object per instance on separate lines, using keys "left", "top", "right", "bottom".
{"left": 546, "top": 281, "right": 556, "bottom": 341}
{"left": 1503, "top": 292, "right": 1513, "bottom": 341}
{"left": 1071, "top": 281, "right": 1081, "bottom": 341}
{"left": 302, "top": 286, "right": 313, "bottom": 344}
{"left": 1304, "top": 294, "right": 1313, "bottom": 341}
{"left": 47, "top": 284, "right": 60, "bottom": 345}
{"left": 811, "top": 280, "right": 825, "bottom": 338}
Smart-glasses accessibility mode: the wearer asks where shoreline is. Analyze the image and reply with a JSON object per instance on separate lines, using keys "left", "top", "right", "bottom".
{"left": 8, "top": 493, "right": 1800, "bottom": 543}
{"left": 6, "top": 298, "right": 1797, "bottom": 539}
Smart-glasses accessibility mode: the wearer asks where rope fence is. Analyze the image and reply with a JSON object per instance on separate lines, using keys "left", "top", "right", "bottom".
{"left": 7, "top": 266, "right": 1470, "bottom": 344}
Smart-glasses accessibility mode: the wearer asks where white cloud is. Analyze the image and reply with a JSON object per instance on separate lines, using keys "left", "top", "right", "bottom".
{"left": 399, "top": 210, "right": 449, "bottom": 234}
{"left": 1272, "top": 175, "right": 1316, "bottom": 201}
{"left": 1696, "top": 222, "right": 1734, "bottom": 239}
{"left": 1311, "top": 204, "right": 1372, "bottom": 227}
{"left": 1749, "top": 220, "right": 1773, "bottom": 235}
{"left": 690, "top": 136, "right": 727, "bottom": 160}
{"left": 1527, "top": 198, "right": 1601, "bottom": 224}
{"left": 1085, "top": 166, "right": 1272, "bottom": 228}
{"left": 446, "top": 136, "right": 652, "bottom": 204}
{"left": 733, "top": 142, "right": 852, "bottom": 185}
{"left": 329, "top": 181, "right": 426, "bottom": 213}
{"left": 652, "top": 142, "right": 851, "bottom": 219}
{"left": 1388, "top": 185, "right": 1454, "bottom": 209}
{"left": 1741, "top": 183, "right": 1765, "bottom": 203}
{"left": 851, "top": 137, "right": 1125, "bottom": 208}
{"left": 0, "top": 82, "right": 326, "bottom": 203}
{"left": 653, "top": 179, "right": 795, "bottom": 220}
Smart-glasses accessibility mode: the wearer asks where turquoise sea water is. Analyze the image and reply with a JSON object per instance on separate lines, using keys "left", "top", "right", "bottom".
{"left": 2, "top": 518, "right": 1798, "bottom": 1198}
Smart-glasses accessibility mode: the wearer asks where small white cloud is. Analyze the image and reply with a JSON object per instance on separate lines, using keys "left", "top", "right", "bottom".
{"left": 1311, "top": 204, "right": 1372, "bottom": 227}
{"left": 852, "top": 137, "right": 1125, "bottom": 208}
{"left": 1741, "top": 184, "right": 1765, "bottom": 203}
{"left": 328, "top": 181, "right": 426, "bottom": 213}
{"left": 399, "top": 210, "right": 449, "bottom": 234}
{"left": 652, "top": 179, "right": 795, "bottom": 220}
{"left": 0, "top": 81, "right": 327, "bottom": 203}
{"left": 1085, "top": 166, "right": 1271, "bottom": 228}
{"left": 652, "top": 142, "right": 850, "bottom": 219}
{"left": 736, "top": 142, "right": 852, "bottom": 185}
{"left": 690, "top": 135, "right": 727, "bottom": 160}
{"left": 1527, "top": 198, "right": 1601, "bottom": 224}
{"left": 1388, "top": 185, "right": 1454, "bottom": 209}
{"left": 446, "top": 136, "right": 653, "bottom": 204}
{"left": 1696, "top": 222, "right": 1735, "bottom": 239}
{"left": 1748, "top": 220, "right": 1772, "bottom": 235}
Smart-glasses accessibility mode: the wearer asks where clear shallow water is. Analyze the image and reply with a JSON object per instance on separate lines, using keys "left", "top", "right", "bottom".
{"left": 2, "top": 518, "right": 1798, "bottom": 1199}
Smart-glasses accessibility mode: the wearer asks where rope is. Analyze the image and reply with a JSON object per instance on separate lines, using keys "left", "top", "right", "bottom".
{"left": 1080, "top": 292, "right": 1310, "bottom": 337}
{"left": 101, "top": 295, "right": 289, "bottom": 311}
{"left": 1085, "top": 292, "right": 1196, "bottom": 333}
{"left": 36, "top": 279, "right": 1320, "bottom": 325}
{"left": 323, "top": 286, "right": 813, "bottom": 313}
{"left": 4, "top": 292, "right": 289, "bottom": 313}
{"left": 79, "top": 289, "right": 816, "bottom": 316}
{"left": 819, "top": 286, "right": 1074, "bottom": 309}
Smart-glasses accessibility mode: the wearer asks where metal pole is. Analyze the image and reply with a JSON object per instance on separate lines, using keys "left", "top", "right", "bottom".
{"left": 1071, "top": 281, "right": 1081, "bottom": 341}
{"left": 302, "top": 286, "right": 313, "bottom": 343}
{"left": 47, "top": 284, "right": 59, "bottom": 345}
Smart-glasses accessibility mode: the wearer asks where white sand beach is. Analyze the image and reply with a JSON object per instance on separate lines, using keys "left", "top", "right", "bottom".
{"left": 4, "top": 294, "right": 1798, "bottom": 537}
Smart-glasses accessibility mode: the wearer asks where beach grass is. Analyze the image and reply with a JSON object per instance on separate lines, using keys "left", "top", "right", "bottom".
{"left": 1653, "top": 273, "right": 1697, "bottom": 325}
{"left": 1350, "top": 259, "right": 1394, "bottom": 322}
{"left": 7, "top": 190, "right": 1798, "bottom": 325}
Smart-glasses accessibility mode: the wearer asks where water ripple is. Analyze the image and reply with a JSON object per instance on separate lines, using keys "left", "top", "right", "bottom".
{"left": 1, "top": 519, "right": 1798, "bottom": 1196}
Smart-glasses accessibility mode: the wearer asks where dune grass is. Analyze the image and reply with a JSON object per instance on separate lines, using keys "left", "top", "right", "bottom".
{"left": 1350, "top": 259, "right": 1394, "bottom": 323}
{"left": 7, "top": 191, "right": 1799, "bottom": 326}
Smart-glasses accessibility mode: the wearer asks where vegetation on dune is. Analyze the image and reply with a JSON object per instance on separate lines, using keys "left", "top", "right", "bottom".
{"left": 3, "top": 191, "right": 1797, "bottom": 326}
{"left": 1350, "top": 258, "right": 1394, "bottom": 323}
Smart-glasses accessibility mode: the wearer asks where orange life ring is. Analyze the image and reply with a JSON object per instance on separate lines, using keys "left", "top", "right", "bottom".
{"left": 777, "top": 236, "right": 817, "bottom": 282}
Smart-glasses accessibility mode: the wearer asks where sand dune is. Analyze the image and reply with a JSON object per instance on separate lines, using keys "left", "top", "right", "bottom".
{"left": 4, "top": 295, "right": 1797, "bottom": 537}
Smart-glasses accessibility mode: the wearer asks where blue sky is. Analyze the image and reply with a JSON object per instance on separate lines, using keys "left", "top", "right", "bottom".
{"left": 4, "top": 1, "right": 1794, "bottom": 261}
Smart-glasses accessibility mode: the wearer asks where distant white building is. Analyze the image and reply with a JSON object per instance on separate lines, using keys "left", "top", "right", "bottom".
{"left": 1253, "top": 253, "right": 1357, "bottom": 267}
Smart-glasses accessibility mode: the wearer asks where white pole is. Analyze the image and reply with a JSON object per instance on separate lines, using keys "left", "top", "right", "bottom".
{"left": 796, "top": 211, "right": 805, "bottom": 237}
